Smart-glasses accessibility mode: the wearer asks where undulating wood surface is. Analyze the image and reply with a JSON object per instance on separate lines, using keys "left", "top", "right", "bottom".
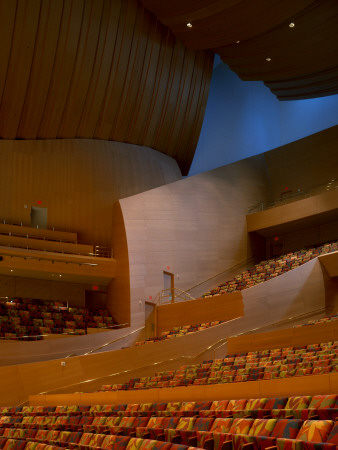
{"left": 156, "top": 292, "right": 243, "bottom": 335}
{"left": 30, "top": 371, "right": 338, "bottom": 406}
{"left": 0, "top": 139, "right": 181, "bottom": 248}
{"left": 0, "top": 0, "right": 213, "bottom": 174}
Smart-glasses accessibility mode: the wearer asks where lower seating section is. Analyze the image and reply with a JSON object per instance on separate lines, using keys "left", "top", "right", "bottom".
{"left": 202, "top": 241, "right": 338, "bottom": 297}
{"left": 0, "top": 395, "right": 337, "bottom": 449}
{"left": 0, "top": 298, "right": 116, "bottom": 341}
{"left": 294, "top": 314, "right": 338, "bottom": 328}
{"left": 97, "top": 340, "right": 338, "bottom": 391}
{"left": 135, "top": 321, "right": 224, "bottom": 346}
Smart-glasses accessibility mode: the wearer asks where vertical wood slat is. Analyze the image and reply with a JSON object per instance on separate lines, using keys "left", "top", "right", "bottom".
{"left": 76, "top": 0, "right": 122, "bottom": 138}
{"left": 58, "top": 0, "right": 105, "bottom": 137}
{"left": 94, "top": 0, "right": 139, "bottom": 140}
{"left": 17, "top": 0, "right": 64, "bottom": 138}
{"left": 0, "top": 0, "right": 213, "bottom": 174}
{"left": 38, "top": 0, "right": 86, "bottom": 138}
{"left": 0, "top": 0, "right": 42, "bottom": 138}
{"left": 0, "top": 0, "right": 18, "bottom": 105}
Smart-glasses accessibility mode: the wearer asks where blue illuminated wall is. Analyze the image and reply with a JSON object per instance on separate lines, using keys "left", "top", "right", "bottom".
{"left": 189, "top": 61, "right": 338, "bottom": 176}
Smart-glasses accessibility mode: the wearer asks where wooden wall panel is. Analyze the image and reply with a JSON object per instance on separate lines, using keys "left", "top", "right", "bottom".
{"left": 30, "top": 372, "right": 338, "bottom": 406}
{"left": 119, "top": 155, "right": 270, "bottom": 326}
{"left": 156, "top": 292, "right": 243, "bottom": 335}
{"left": 0, "top": 0, "right": 213, "bottom": 174}
{"left": 0, "top": 139, "right": 181, "bottom": 248}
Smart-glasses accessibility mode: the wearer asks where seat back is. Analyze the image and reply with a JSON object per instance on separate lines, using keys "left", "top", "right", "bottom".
{"left": 284, "top": 396, "right": 311, "bottom": 410}
{"left": 270, "top": 419, "right": 303, "bottom": 439}
{"left": 210, "top": 418, "right": 233, "bottom": 433}
{"left": 296, "top": 420, "right": 333, "bottom": 443}
{"left": 248, "top": 419, "right": 277, "bottom": 437}
{"left": 228, "top": 418, "right": 254, "bottom": 435}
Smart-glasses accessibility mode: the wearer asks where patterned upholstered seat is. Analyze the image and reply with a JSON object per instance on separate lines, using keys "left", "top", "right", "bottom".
{"left": 271, "top": 397, "right": 312, "bottom": 419}
{"left": 300, "top": 395, "right": 338, "bottom": 421}
{"left": 276, "top": 420, "right": 334, "bottom": 450}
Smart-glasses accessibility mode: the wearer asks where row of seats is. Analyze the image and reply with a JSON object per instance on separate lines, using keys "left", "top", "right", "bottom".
{"left": 202, "top": 241, "right": 338, "bottom": 297}
{"left": 0, "top": 432, "right": 200, "bottom": 450}
{"left": 135, "top": 322, "right": 224, "bottom": 346}
{"left": 96, "top": 341, "right": 338, "bottom": 391}
{"left": 0, "top": 407, "right": 337, "bottom": 449}
{"left": 0, "top": 298, "right": 116, "bottom": 340}
{"left": 294, "top": 313, "right": 338, "bottom": 328}
{"left": 1, "top": 395, "right": 337, "bottom": 426}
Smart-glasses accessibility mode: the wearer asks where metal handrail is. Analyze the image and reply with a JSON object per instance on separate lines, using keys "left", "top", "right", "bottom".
{"left": 154, "top": 288, "right": 195, "bottom": 305}
{"left": 184, "top": 257, "right": 254, "bottom": 297}
{"left": 32, "top": 306, "right": 328, "bottom": 398}
{"left": 248, "top": 178, "right": 337, "bottom": 214}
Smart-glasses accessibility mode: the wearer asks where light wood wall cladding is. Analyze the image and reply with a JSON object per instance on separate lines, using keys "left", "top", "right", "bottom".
{"left": 119, "top": 155, "right": 271, "bottom": 326}
{"left": 0, "top": 139, "right": 181, "bottom": 248}
{"left": 156, "top": 292, "right": 243, "bottom": 336}
{"left": 264, "top": 126, "right": 338, "bottom": 199}
{"left": 0, "top": 0, "right": 213, "bottom": 175}
{"left": 30, "top": 371, "right": 338, "bottom": 406}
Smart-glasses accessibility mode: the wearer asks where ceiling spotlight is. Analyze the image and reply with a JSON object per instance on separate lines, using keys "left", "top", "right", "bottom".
{"left": 289, "top": 22, "right": 295, "bottom": 28}
{"left": 186, "top": 22, "right": 192, "bottom": 28}
{"left": 266, "top": 57, "right": 272, "bottom": 62}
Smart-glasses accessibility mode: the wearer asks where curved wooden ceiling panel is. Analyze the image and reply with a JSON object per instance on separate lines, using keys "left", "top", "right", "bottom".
{"left": 141, "top": 0, "right": 338, "bottom": 100}
{"left": 0, "top": 0, "right": 214, "bottom": 175}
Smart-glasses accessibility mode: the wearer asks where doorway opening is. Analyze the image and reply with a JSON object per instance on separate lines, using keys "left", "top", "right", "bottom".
{"left": 31, "top": 206, "right": 48, "bottom": 229}
{"left": 163, "top": 271, "right": 175, "bottom": 303}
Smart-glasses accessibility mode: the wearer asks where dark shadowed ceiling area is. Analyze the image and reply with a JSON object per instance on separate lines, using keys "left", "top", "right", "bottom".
{"left": 141, "top": 0, "right": 338, "bottom": 100}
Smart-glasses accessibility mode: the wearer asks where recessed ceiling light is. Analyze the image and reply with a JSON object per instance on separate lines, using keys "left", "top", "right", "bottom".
{"left": 289, "top": 22, "right": 295, "bottom": 28}
{"left": 186, "top": 22, "right": 192, "bottom": 28}
{"left": 266, "top": 57, "right": 272, "bottom": 62}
